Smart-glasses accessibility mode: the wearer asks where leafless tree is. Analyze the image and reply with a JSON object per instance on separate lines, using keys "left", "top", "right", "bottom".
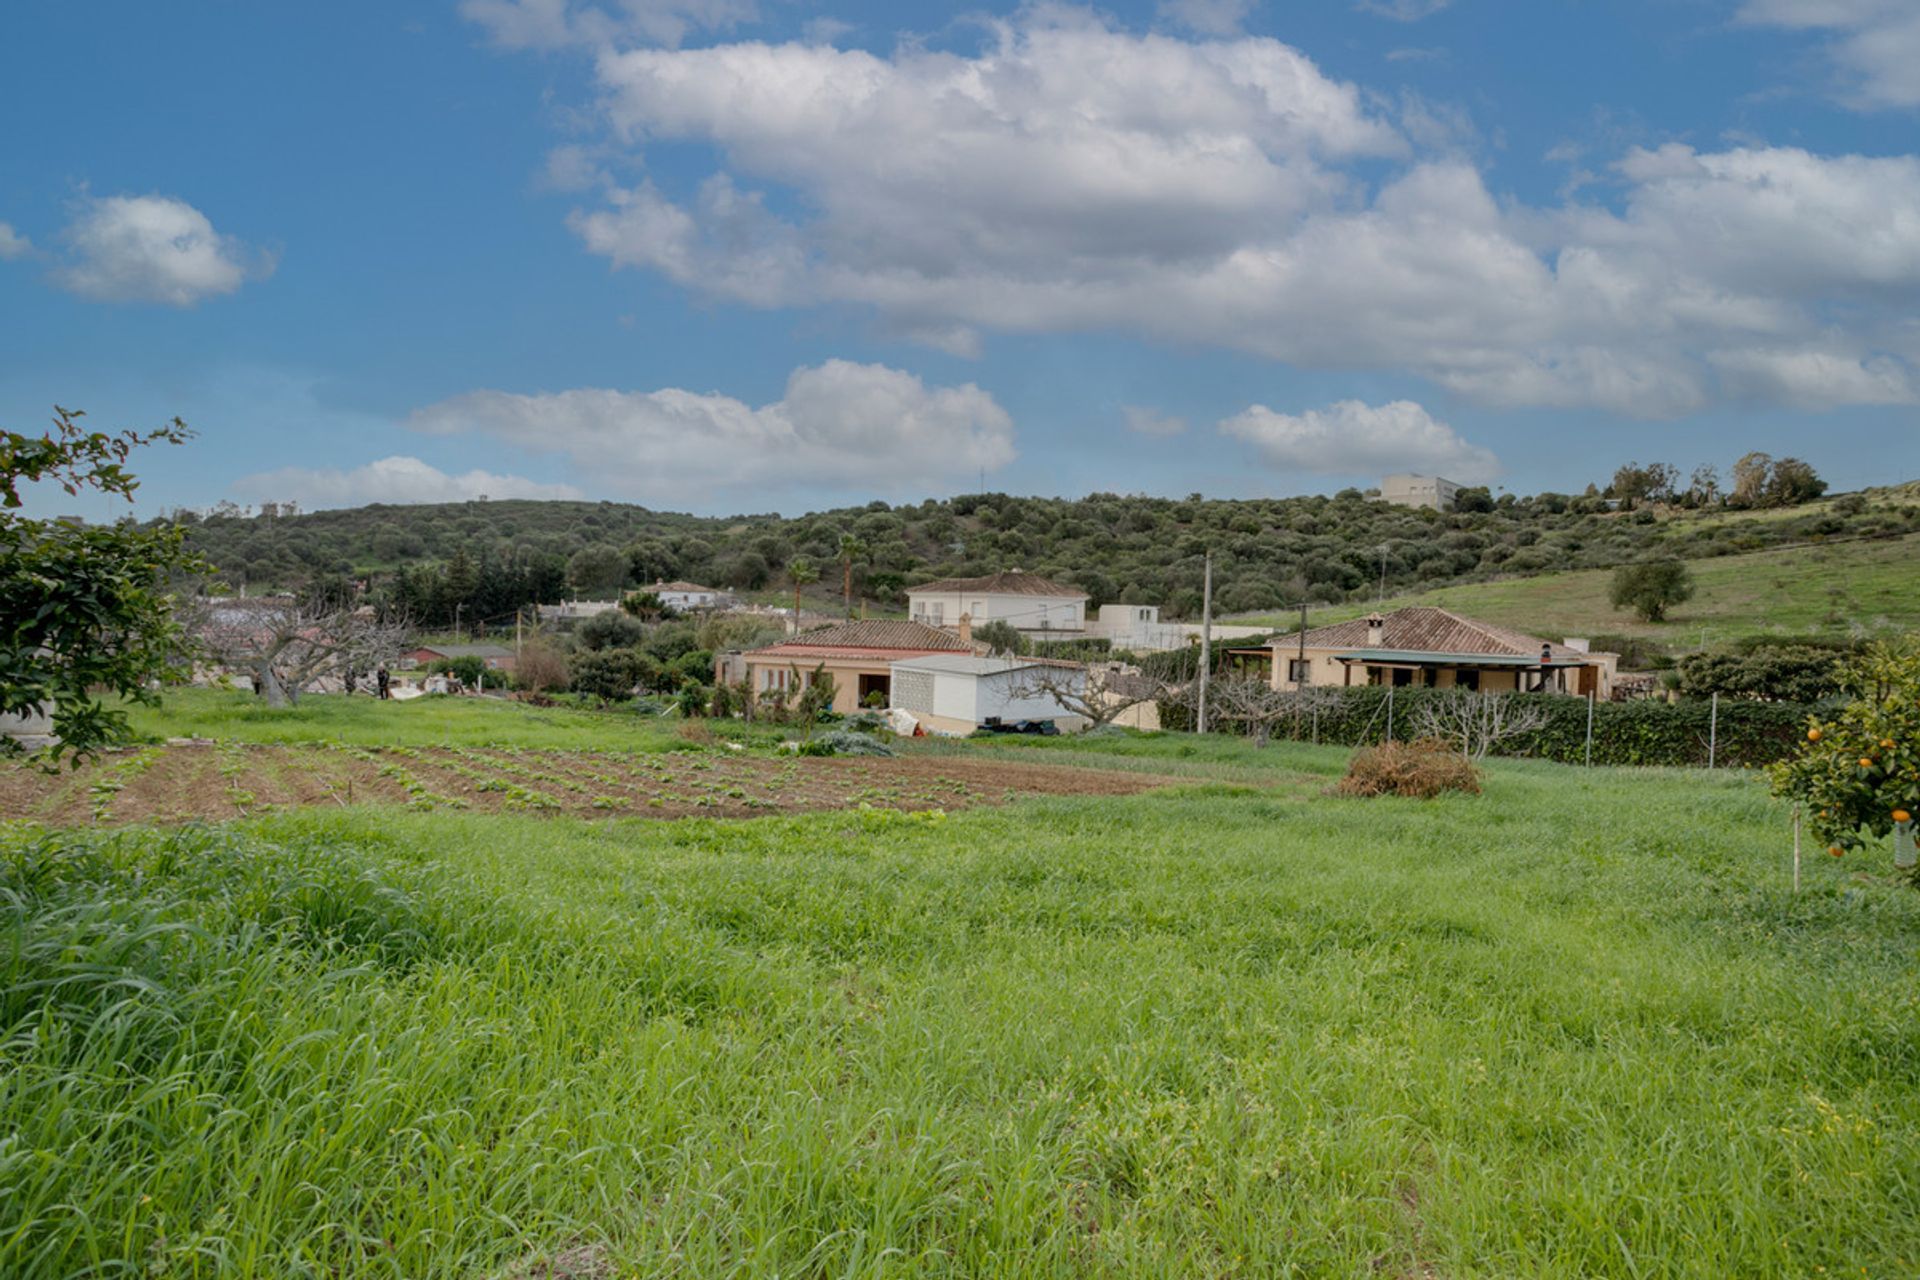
{"left": 1410, "top": 690, "right": 1550, "bottom": 761}
{"left": 1174, "top": 675, "right": 1342, "bottom": 746}
{"left": 187, "top": 598, "right": 409, "bottom": 708}
{"left": 1008, "top": 661, "right": 1166, "bottom": 729}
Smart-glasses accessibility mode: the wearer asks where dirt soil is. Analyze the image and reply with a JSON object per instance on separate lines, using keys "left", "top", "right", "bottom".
{"left": 0, "top": 743, "right": 1182, "bottom": 826}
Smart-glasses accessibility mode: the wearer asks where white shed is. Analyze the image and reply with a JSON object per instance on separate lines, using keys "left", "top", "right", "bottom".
{"left": 887, "top": 655, "right": 1090, "bottom": 735}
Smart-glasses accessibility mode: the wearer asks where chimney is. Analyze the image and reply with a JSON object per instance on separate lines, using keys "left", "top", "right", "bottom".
{"left": 1365, "top": 613, "right": 1386, "bottom": 648}
{"left": 958, "top": 612, "right": 973, "bottom": 646}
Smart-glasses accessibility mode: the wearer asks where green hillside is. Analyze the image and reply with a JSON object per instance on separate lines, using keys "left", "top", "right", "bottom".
{"left": 1240, "top": 531, "right": 1920, "bottom": 652}
{"left": 170, "top": 479, "right": 1920, "bottom": 634}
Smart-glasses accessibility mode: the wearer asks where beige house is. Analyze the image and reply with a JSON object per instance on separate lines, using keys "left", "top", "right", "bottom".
{"left": 726, "top": 619, "right": 982, "bottom": 714}
{"left": 1265, "top": 607, "right": 1619, "bottom": 698}
{"left": 1381, "top": 473, "right": 1463, "bottom": 511}
{"left": 907, "top": 570, "right": 1089, "bottom": 638}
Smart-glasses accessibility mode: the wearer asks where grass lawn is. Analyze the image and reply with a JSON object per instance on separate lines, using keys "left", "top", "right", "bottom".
{"left": 1230, "top": 531, "right": 1920, "bottom": 650}
{"left": 5, "top": 700, "right": 1919, "bottom": 1276}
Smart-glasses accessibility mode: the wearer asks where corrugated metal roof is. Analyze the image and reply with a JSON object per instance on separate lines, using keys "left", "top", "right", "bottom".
{"left": 907, "top": 569, "right": 1088, "bottom": 598}
{"left": 1267, "top": 606, "right": 1587, "bottom": 661}
{"left": 745, "top": 619, "right": 977, "bottom": 657}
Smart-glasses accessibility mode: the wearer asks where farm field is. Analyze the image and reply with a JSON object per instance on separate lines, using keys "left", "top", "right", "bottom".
{"left": 4, "top": 695, "right": 1919, "bottom": 1277}
{"left": 1233, "top": 531, "right": 1920, "bottom": 649}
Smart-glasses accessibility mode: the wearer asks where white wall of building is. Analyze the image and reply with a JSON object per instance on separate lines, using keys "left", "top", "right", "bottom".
{"left": 908, "top": 589, "right": 1086, "bottom": 636}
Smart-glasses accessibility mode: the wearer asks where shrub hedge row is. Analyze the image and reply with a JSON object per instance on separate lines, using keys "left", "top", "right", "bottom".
{"left": 1161, "top": 686, "right": 1825, "bottom": 768}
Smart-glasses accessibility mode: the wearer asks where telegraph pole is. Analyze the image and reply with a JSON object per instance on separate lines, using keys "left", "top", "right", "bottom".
{"left": 1197, "top": 550, "right": 1213, "bottom": 735}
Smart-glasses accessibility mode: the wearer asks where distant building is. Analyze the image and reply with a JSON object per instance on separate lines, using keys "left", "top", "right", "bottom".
{"left": 726, "top": 619, "right": 982, "bottom": 713}
{"left": 535, "top": 599, "right": 620, "bottom": 626}
{"left": 906, "top": 569, "right": 1089, "bottom": 638}
{"left": 1263, "top": 606, "right": 1618, "bottom": 698}
{"left": 888, "top": 654, "right": 1090, "bottom": 735}
{"left": 1381, "top": 473, "right": 1463, "bottom": 511}
{"left": 402, "top": 642, "right": 515, "bottom": 673}
{"left": 642, "top": 581, "right": 728, "bottom": 611}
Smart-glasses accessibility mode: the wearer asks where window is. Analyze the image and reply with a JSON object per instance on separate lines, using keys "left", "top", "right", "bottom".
{"left": 1288, "top": 658, "right": 1311, "bottom": 683}
{"left": 1457, "top": 669, "right": 1480, "bottom": 692}
{"left": 929, "top": 602, "right": 944, "bottom": 625}
{"left": 1392, "top": 667, "right": 1414, "bottom": 687}
{"left": 760, "top": 668, "right": 792, "bottom": 692}
{"left": 1061, "top": 605, "right": 1076, "bottom": 626}
{"left": 971, "top": 600, "right": 986, "bottom": 619}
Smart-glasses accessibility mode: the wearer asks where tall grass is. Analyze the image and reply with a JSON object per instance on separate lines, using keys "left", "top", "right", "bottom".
{"left": 4, "top": 758, "right": 1919, "bottom": 1275}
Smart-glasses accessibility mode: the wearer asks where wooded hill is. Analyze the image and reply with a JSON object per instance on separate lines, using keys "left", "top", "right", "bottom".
{"left": 171, "top": 480, "right": 1920, "bottom": 627}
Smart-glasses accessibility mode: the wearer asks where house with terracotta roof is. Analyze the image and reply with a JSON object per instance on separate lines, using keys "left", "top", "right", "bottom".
{"left": 1264, "top": 606, "right": 1619, "bottom": 698}
{"left": 723, "top": 618, "right": 984, "bottom": 713}
{"left": 906, "top": 569, "right": 1090, "bottom": 638}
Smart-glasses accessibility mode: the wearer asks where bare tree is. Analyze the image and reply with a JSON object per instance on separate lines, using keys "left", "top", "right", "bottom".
{"left": 1172, "top": 675, "right": 1341, "bottom": 746}
{"left": 1008, "top": 661, "right": 1165, "bottom": 729}
{"left": 188, "top": 598, "right": 409, "bottom": 708}
{"left": 1410, "top": 690, "right": 1550, "bottom": 761}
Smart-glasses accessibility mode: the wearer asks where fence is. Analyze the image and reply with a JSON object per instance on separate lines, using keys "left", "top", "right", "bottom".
{"left": 1158, "top": 686, "right": 1822, "bottom": 769}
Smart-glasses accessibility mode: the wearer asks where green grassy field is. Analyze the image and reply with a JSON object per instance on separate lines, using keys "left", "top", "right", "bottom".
{"left": 5, "top": 698, "right": 1920, "bottom": 1276}
{"left": 1234, "top": 531, "right": 1920, "bottom": 650}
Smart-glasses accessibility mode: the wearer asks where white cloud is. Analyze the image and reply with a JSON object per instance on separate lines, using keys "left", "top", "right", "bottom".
{"left": 0, "top": 222, "right": 29, "bottom": 260}
{"left": 516, "top": 7, "right": 1920, "bottom": 417}
{"left": 235, "top": 456, "right": 583, "bottom": 509}
{"left": 1220, "top": 399, "right": 1500, "bottom": 482}
{"left": 1355, "top": 0, "right": 1451, "bottom": 21}
{"left": 459, "top": 0, "right": 755, "bottom": 49}
{"left": 55, "top": 194, "right": 269, "bottom": 306}
{"left": 1157, "top": 0, "right": 1258, "bottom": 36}
{"left": 1738, "top": 0, "right": 1920, "bottom": 109}
{"left": 407, "top": 359, "right": 1016, "bottom": 505}
{"left": 1123, "top": 406, "right": 1189, "bottom": 437}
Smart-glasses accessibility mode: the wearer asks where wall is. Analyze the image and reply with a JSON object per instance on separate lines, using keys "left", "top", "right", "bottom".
{"left": 908, "top": 589, "right": 1087, "bottom": 635}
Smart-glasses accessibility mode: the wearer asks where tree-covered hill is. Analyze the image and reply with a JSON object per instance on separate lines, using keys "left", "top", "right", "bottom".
{"left": 168, "top": 478, "right": 1920, "bottom": 632}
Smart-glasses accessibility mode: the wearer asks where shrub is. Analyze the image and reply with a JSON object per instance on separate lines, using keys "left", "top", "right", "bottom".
{"left": 428, "top": 655, "right": 489, "bottom": 687}
{"left": 1337, "top": 738, "right": 1481, "bottom": 799}
{"left": 1771, "top": 641, "right": 1920, "bottom": 861}
{"left": 570, "top": 649, "right": 646, "bottom": 703}
{"left": 513, "top": 642, "right": 569, "bottom": 692}
{"left": 1610, "top": 557, "right": 1694, "bottom": 622}
{"left": 807, "top": 729, "right": 894, "bottom": 757}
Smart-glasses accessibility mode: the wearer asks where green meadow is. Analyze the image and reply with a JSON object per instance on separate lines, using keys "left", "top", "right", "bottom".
{"left": 1234, "top": 530, "right": 1920, "bottom": 649}
{"left": 5, "top": 698, "right": 1920, "bottom": 1277}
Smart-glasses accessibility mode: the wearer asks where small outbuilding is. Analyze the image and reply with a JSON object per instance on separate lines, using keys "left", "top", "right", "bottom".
{"left": 402, "top": 642, "right": 516, "bottom": 673}
{"left": 888, "top": 654, "right": 1090, "bottom": 735}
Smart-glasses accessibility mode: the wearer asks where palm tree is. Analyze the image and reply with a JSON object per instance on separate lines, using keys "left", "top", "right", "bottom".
{"left": 788, "top": 557, "right": 819, "bottom": 629}
{"left": 837, "top": 534, "right": 868, "bottom": 619}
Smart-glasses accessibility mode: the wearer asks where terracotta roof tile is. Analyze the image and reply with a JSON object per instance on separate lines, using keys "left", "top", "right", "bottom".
{"left": 745, "top": 619, "right": 979, "bottom": 657}
{"left": 1266, "top": 606, "right": 1587, "bottom": 660}
{"left": 907, "top": 569, "right": 1088, "bottom": 598}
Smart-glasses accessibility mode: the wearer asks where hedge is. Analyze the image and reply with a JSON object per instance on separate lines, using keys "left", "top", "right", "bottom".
{"left": 1160, "top": 686, "right": 1826, "bottom": 768}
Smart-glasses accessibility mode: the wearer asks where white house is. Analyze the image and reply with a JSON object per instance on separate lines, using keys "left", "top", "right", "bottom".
{"left": 1084, "top": 603, "right": 1274, "bottom": 653}
{"left": 907, "top": 569, "right": 1089, "bottom": 638}
{"left": 644, "top": 580, "right": 728, "bottom": 611}
{"left": 1380, "top": 473, "right": 1464, "bottom": 511}
{"left": 887, "top": 654, "right": 1090, "bottom": 734}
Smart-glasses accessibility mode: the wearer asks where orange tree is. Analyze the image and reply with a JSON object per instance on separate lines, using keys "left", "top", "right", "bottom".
{"left": 1771, "top": 640, "right": 1920, "bottom": 861}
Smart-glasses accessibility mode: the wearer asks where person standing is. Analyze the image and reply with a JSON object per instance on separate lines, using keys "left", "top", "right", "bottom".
{"left": 376, "top": 665, "right": 390, "bottom": 700}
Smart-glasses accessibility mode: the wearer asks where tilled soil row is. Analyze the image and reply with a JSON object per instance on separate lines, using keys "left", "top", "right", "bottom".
{"left": 0, "top": 743, "right": 1179, "bottom": 826}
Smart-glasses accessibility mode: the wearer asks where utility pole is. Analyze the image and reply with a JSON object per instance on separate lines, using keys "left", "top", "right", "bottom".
{"left": 1197, "top": 550, "right": 1213, "bottom": 735}
{"left": 515, "top": 607, "right": 523, "bottom": 660}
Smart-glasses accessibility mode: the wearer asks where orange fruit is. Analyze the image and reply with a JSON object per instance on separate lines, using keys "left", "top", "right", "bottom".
{"left": 1896, "top": 810, "right": 1912, "bottom": 823}
{"left": 1828, "top": 845, "right": 1845, "bottom": 857}
{"left": 1882, "top": 739, "right": 1896, "bottom": 749}
{"left": 1807, "top": 728, "right": 1822, "bottom": 741}
{"left": 1860, "top": 758, "right": 1875, "bottom": 769}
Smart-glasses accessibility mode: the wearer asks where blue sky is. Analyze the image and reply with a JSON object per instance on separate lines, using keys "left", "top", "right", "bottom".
{"left": 2, "top": 0, "right": 1915, "bottom": 518}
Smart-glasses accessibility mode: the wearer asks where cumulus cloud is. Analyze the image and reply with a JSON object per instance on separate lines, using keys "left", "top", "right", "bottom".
{"left": 516, "top": 7, "right": 1920, "bottom": 417}
{"left": 55, "top": 194, "right": 270, "bottom": 306}
{"left": 235, "top": 456, "right": 583, "bottom": 509}
{"left": 460, "top": 0, "right": 755, "bottom": 49}
{"left": 1123, "top": 406, "right": 1189, "bottom": 437}
{"left": 1220, "top": 399, "right": 1500, "bottom": 483}
{"left": 0, "top": 222, "right": 29, "bottom": 260}
{"left": 407, "top": 359, "right": 1016, "bottom": 505}
{"left": 1738, "top": 0, "right": 1920, "bottom": 109}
